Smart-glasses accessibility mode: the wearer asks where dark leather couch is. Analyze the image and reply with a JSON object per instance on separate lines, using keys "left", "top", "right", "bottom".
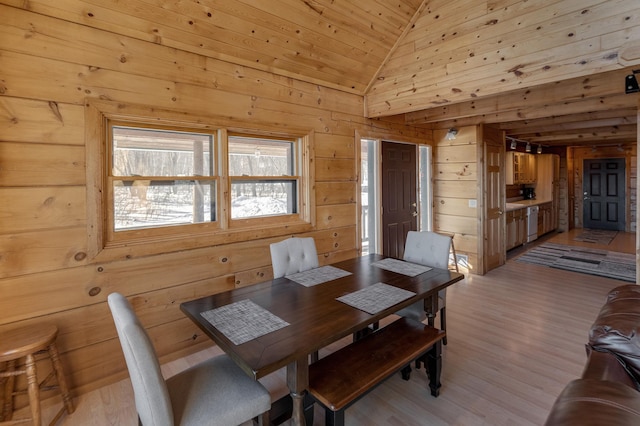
{"left": 545, "top": 284, "right": 640, "bottom": 425}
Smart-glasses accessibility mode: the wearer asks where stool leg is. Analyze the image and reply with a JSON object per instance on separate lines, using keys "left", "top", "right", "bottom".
{"left": 2, "top": 360, "right": 16, "bottom": 421}
{"left": 25, "top": 354, "right": 41, "bottom": 426}
{"left": 47, "top": 343, "right": 74, "bottom": 415}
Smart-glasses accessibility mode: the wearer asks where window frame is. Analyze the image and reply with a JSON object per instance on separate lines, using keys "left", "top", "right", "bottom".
{"left": 86, "top": 100, "right": 315, "bottom": 261}
{"left": 227, "top": 132, "right": 301, "bottom": 226}
{"left": 106, "top": 121, "right": 220, "bottom": 242}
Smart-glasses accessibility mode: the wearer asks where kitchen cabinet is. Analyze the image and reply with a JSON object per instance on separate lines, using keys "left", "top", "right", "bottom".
{"left": 537, "top": 202, "right": 554, "bottom": 236}
{"left": 506, "top": 207, "right": 527, "bottom": 250}
{"left": 506, "top": 152, "right": 537, "bottom": 185}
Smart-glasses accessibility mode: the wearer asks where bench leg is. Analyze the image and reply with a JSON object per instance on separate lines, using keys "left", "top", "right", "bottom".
{"left": 426, "top": 340, "right": 442, "bottom": 397}
{"left": 303, "top": 393, "right": 315, "bottom": 425}
{"left": 326, "top": 408, "right": 345, "bottom": 426}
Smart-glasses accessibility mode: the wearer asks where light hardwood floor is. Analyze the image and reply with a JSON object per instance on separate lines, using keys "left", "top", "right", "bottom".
{"left": 37, "top": 229, "right": 636, "bottom": 425}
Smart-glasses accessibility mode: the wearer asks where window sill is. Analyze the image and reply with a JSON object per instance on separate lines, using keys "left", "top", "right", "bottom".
{"left": 92, "top": 221, "right": 314, "bottom": 263}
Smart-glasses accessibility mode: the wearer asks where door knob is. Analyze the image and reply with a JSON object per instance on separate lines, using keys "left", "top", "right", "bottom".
{"left": 412, "top": 211, "right": 418, "bottom": 217}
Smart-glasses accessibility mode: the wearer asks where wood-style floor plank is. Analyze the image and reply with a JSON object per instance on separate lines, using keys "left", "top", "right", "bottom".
{"left": 36, "top": 230, "right": 636, "bottom": 425}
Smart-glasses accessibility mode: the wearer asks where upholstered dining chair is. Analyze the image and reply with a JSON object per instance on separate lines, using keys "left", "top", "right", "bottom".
{"left": 396, "top": 231, "right": 457, "bottom": 345}
{"left": 107, "top": 292, "right": 271, "bottom": 426}
{"left": 269, "top": 236, "right": 319, "bottom": 279}
{"left": 269, "top": 236, "right": 322, "bottom": 362}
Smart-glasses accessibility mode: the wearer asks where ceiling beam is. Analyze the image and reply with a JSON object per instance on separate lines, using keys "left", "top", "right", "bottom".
{"left": 405, "top": 67, "right": 637, "bottom": 124}
{"left": 499, "top": 109, "right": 637, "bottom": 133}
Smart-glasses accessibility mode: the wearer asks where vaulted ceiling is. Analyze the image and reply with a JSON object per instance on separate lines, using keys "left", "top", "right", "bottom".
{"left": 54, "top": 0, "right": 640, "bottom": 148}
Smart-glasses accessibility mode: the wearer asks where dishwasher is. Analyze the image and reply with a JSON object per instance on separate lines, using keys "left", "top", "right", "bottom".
{"left": 527, "top": 205, "right": 539, "bottom": 243}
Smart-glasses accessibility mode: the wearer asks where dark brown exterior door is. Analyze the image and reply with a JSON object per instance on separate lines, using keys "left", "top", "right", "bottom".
{"left": 381, "top": 141, "right": 417, "bottom": 258}
{"left": 583, "top": 158, "right": 625, "bottom": 231}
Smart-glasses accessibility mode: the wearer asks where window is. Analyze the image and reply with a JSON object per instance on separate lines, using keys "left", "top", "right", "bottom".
{"left": 86, "top": 100, "right": 314, "bottom": 259}
{"left": 360, "top": 138, "right": 379, "bottom": 256}
{"left": 110, "top": 125, "right": 216, "bottom": 232}
{"left": 228, "top": 134, "right": 298, "bottom": 219}
{"left": 418, "top": 145, "right": 433, "bottom": 232}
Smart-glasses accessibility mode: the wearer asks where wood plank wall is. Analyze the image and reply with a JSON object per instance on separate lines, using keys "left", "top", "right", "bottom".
{"left": 568, "top": 144, "right": 638, "bottom": 232}
{"left": 558, "top": 156, "right": 570, "bottom": 233}
{"left": 0, "top": 4, "right": 431, "bottom": 399}
{"left": 432, "top": 126, "right": 479, "bottom": 270}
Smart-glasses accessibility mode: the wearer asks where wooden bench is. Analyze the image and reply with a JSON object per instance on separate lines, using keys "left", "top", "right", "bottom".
{"left": 305, "top": 317, "right": 446, "bottom": 426}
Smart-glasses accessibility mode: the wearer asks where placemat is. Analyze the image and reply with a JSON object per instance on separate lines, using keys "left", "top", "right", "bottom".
{"left": 200, "top": 299, "right": 289, "bottom": 345}
{"left": 337, "top": 282, "right": 416, "bottom": 314}
{"left": 372, "top": 258, "right": 432, "bottom": 277}
{"left": 286, "top": 265, "right": 352, "bottom": 287}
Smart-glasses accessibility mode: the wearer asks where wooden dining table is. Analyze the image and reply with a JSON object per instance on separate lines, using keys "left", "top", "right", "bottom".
{"left": 180, "top": 253, "right": 464, "bottom": 426}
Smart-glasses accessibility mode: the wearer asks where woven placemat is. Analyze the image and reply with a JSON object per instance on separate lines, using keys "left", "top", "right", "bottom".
{"left": 286, "top": 265, "right": 352, "bottom": 287}
{"left": 372, "top": 258, "right": 432, "bottom": 277}
{"left": 337, "top": 282, "right": 416, "bottom": 314}
{"left": 200, "top": 299, "right": 289, "bottom": 345}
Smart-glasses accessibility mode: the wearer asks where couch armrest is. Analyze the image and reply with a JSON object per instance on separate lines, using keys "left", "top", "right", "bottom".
{"left": 581, "top": 349, "right": 638, "bottom": 389}
{"left": 589, "top": 284, "right": 640, "bottom": 389}
{"left": 544, "top": 379, "right": 640, "bottom": 425}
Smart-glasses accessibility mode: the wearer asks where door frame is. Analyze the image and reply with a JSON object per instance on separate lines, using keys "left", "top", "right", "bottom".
{"left": 356, "top": 132, "right": 431, "bottom": 257}
{"left": 568, "top": 146, "right": 633, "bottom": 233}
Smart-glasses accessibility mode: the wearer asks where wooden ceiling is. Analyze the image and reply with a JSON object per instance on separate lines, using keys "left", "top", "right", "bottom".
{"left": 37, "top": 0, "right": 640, "bottom": 148}
{"left": 376, "top": 0, "right": 640, "bottom": 149}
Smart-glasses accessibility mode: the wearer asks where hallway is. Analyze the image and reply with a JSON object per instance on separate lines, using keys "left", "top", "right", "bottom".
{"left": 507, "top": 228, "right": 636, "bottom": 261}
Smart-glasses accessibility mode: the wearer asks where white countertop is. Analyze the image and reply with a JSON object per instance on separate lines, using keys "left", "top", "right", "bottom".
{"left": 505, "top": 199, "right": 552, "bottom": 211}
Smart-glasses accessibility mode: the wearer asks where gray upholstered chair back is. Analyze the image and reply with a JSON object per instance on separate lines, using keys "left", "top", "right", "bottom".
{"left": 108, "top": 292, "right": 174, "bottom": 426}
{"left": 403, "top": 231, "right": 452, "bottom": 269}
{"left": 270, "top": 237, "right": 319, "bottom": 278}
{"left": 397, "top": 231, "right": 453, "bottom": 324}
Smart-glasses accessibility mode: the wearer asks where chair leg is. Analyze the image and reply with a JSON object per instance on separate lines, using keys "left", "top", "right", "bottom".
{"left": 2, "top": 360, "right": 16, "bottom": 421}
{"left": 48, "top": 342, "right": 75, "bottom": 415}
{"left": 415, "top": 353, "right": 427, "bottom": 370}
{"left": 25, "top": 354, "right": 41, "bottom": 426}
{"left": 401, "top": 364, "right": 412, "bottom": 380}
{"left": 256, "top": 410, "right": 270, "bottom": 426}
{"left": 440, "top": 307, "right": 447, "bottom": 345}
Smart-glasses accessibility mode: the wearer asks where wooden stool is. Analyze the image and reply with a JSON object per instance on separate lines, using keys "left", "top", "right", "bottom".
{"left": 0, "top": 324, "right": 74, "bottom": 425}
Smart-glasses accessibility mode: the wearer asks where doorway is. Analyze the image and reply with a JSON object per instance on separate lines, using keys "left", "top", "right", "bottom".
{"left": 583, "top": 158, "right": 625, "bottom": 231}
{"left": 359, "top": 139, "right": 431, "bottom": 257}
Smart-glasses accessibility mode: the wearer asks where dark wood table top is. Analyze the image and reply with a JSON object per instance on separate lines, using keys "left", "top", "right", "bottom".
{"left": 180, "top": 253, "right": 464, "bottom": 379}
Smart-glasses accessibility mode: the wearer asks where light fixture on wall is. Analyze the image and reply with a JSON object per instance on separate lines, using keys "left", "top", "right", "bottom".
{"left": 445, "top": 128, "right": 458, "bottom": 140}
{"left": 510, "top": 139, "right": 517, "bottom": 150}
{"left": 525, "top": 142, "right": 531, "bottom": 153}
{"left": 625, "top": 70, "right": 640, "bottom": 94}
{"left": 537, "top": 145, "right": 542, "bottom": 154}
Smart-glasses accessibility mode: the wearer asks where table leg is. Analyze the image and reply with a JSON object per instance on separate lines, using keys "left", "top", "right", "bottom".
{"left": 287, "top": 357, "right": 309, "bottom": 426}
{"left": 426, "top": 340, "right": 442, "bottom": 397}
